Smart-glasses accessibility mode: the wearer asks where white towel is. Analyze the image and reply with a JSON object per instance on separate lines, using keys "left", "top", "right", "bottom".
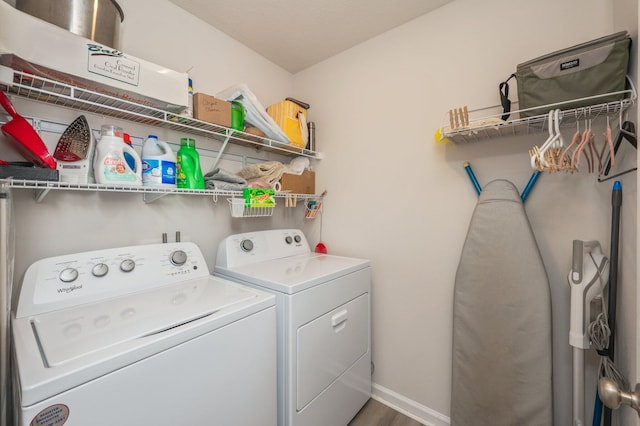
{"left": 237, "top": 161, "right": 288, "bottom": 187}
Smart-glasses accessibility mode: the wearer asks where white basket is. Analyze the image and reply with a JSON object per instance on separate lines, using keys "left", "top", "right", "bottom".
{"left": 228, "top": 198, "right": 275, "bottom": 218}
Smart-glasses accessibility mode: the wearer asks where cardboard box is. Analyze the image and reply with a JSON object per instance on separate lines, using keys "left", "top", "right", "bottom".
{"left": 243, "top": 187, "right": 276, "bottom": 208}
{"left": 0, "top": 1, "right": 188, "bottom": 112}
{"left": 193, "top": 93, "right": 231, "bottom": 127}
{"left": 280, "top": 170, "right": 315, "bottom": 194}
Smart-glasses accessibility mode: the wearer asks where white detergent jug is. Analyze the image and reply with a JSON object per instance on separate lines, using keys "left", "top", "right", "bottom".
{"left": 94, "top": 125, "right": 142, "bottom": 186}
{"left": 142, "top": 135, "right": 177, "bottom": 187}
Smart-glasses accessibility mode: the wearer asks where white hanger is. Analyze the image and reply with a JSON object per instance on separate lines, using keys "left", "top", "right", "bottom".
{"left": 554, "top": 110, "right": 564, "bottom": 147}
{"left": 548, "top": 109, "right": 565, "bottom": 171}
{"left": 531, "top": 109, "right": 563, "bottom": 170}
{"left": 531, "top": 110, "right": 557, "bottom": 169}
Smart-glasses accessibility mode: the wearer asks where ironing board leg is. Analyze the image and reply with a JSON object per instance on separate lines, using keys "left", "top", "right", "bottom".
{"left": 521, "top": 170, "right": 542, "bottom": 202}
{"left": 463, "top": 163, "right": 541, "bottom": 203}
{"left": 463, "top": 162, "right": 482, "bottom": 196}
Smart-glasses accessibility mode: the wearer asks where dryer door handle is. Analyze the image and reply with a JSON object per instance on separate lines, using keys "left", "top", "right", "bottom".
{"left": 331, "top": 309, "right": 348, "bottom": 328}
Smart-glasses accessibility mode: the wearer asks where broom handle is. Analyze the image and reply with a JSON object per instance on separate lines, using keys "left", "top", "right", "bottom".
{"left": 603, "top": 181, "right": 622, "bottom": 426}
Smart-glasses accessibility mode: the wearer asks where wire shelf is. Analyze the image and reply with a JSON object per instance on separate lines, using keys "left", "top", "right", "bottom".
{"left": 439, "top": 87, "right": 637, "bottom": 144}
{"left": 0, "top": 65, "right": 320, "bottom": 159}
{"left": 2, "top": 178, "right": 318, "bottom": 204}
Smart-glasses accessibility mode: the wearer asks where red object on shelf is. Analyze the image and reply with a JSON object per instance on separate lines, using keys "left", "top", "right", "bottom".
{"left": 0, "top": 91, "right": 56, "bottom": 169}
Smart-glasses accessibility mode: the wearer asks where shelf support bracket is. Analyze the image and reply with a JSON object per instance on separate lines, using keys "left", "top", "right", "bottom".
{"left": 33, "top": 188, "right": 51, "bottom": 203}
{"left": 210, "top": 132, "right": 232, "bottom": 172}
{"left": 143, "top": 191, "right": 172, "bottom": 203}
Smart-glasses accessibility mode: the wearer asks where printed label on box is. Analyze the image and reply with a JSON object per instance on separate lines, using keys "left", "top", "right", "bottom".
{"left": 243, "top": 188, "right": 275, "bottom": 208}
{"left": 87, "top": 44, "right": 140, "bottom": 87}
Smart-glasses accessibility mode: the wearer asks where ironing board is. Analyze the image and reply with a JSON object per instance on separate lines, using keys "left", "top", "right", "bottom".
{"left": 451, "top": 179, "right": 553, "bottom": 425}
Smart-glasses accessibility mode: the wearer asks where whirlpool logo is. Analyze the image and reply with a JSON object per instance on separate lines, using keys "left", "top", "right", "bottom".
{"left": 57, "top": 284, "right": 82, "bottom": 294}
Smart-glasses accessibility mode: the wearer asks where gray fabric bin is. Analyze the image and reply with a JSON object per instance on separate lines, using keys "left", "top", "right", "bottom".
{"left": 515, "top": 31, "right": 631, "bottom": 118}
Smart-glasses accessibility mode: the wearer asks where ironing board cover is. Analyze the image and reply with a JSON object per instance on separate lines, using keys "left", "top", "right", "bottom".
{"left": 451, "top": 179, "right": 553, "bottom": 425}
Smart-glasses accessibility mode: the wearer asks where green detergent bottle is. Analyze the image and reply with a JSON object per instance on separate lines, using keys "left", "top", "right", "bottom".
{"left": 176, "top": 137, "right": 205, "bottom": 189}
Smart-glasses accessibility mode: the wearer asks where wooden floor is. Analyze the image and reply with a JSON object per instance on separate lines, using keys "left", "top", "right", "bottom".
{"left": 348, "top": 398, "right": 424, "bottom": 426}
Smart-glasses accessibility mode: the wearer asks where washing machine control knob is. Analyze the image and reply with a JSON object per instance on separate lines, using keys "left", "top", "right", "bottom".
{"left": 170, "top": 250, "right": 188, "bottom": 266}
{"left": 294, "top": 235, "right": 302, "bottom": 243}
{"left": 285, "top": 236, "right": 293, "bottom": 244}
{"left": 92, "top": 263, "right": 109, "bottom": 277}
{"left": 59, "top": 267, "right": 79, "bottom": 283}
{"left": 241, "top": 239, "right": 254, "bottom": 252}
{"left": 120, "top": 259, "right": 136, "bottom": 273}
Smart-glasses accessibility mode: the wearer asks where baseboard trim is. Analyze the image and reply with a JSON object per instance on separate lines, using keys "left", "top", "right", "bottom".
{"left": 371, "top": 383, "right": 451, "bottom": 426}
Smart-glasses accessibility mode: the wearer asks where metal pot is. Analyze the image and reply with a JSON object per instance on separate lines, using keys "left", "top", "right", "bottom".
{"left": 15, "top": 0, "right": 124, "bottom": 48}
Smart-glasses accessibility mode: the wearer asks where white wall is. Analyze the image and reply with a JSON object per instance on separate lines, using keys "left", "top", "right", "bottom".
{"left": 117, "top": 1, "right": 293, "bottom": 106}
{"left": 294, "top": 0, "right": 636, "bottom": 424}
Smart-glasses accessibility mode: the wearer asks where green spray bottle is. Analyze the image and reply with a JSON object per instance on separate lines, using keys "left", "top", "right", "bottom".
{"left": 176, "top": 137, "right": 205, "bottom": 189}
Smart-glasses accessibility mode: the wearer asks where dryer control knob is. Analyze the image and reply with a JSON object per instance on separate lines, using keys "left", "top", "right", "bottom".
{"left": 59, "top": 267, "right": 79, "bottom": 283}
{"left": 241, "top": 239, "right": 254, "bottom": 252}
{"left": 120, "top": 259, "right": 136, "bottom": 273}
{"left": 285, "top": 236, "right": 293, "bottom": 244}
{"left": 170, "top": 250, "right": 188, "bottom": 266}
{"left": 294, "top": 235, "right": 302, "bottom": 243}
{"left": 92, "top": 263, "right": 109, "bottom": 277}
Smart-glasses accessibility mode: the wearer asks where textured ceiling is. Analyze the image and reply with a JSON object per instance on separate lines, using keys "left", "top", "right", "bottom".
{"left": 169, "top": 0, "right": 452, "bottom": 73}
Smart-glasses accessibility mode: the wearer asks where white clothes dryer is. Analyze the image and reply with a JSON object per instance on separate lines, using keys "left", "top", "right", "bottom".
{"left": 12, "top": 242, "right": 277, "bottom": 426}
{"left": 215, "top": 229, "right": 371, "bottom": 426}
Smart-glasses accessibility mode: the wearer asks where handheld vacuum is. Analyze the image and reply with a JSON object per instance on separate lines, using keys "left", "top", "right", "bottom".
{"left": 568, "top": 239, "right": 609, "bottom": 426}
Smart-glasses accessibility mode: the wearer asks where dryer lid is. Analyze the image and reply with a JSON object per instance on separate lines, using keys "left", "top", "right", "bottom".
{"left": 30, "top": 276, "right": 258, "bottom": 367}
{"left": 215, "top": 253, "right": 370, "bottom": 294}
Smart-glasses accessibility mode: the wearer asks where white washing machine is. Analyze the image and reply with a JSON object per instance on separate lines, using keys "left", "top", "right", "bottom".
{"left": 12, "top": 242, "right": 277, "bottom": 426}
{"left": 214, "top": 229, "right": 371, "bottom": 426}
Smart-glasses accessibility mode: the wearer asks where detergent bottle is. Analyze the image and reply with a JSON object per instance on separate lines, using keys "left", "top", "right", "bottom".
{"left": 122, "top": 132, "right": 136, "bottom": 171}
{"left": 142, "top": 135, "right": 177, "bottom": 187}
{"left": 176, "top": 137, "right": 204, "bottom": 189}
{"left": 94, "top": 125, "right": 142, "bottom": 186}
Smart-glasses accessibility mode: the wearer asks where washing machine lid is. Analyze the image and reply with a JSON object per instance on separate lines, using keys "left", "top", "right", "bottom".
{"left": 215, "top": 253, "right": 370, "bottom": 294}
{"left": 29, "top": 276, "right": 260, "bottom": 367}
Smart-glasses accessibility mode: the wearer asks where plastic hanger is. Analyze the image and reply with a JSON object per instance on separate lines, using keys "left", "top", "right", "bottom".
{"left": 572, "top": 118, "right": 593, "bottom": 172}
{"left": 598, "top": 121, "right": 637, "bottom": 182}
{"left": 542, "top": 109, "right": 564, "bottom": 172}
{"left": 597, "top": 116, "right": 614, "bottom": 173}
{"left": 530, "top": 110, "right": 554, "bottom": 170}
{"left": 531, "top": 110, "right": 561, "bottom": 170}
{"left": 559, "top": 120, "right": 581, "bottom": 173}
{"left": 586, "top": 122, "right": 598, "bottom": 173}
{"left": 549, "top": 109, "right": 565, "bottom": 171}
